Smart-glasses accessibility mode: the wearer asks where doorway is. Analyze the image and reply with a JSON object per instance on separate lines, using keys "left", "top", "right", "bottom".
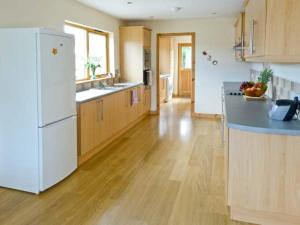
{"left": 156, "top": 33, "right": 196, "bottom": 114}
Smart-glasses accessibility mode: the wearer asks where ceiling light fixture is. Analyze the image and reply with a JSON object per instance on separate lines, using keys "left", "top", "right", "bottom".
{"left": 127, "top": 1, "right": 133, "bottom": 5}
{"left": 172, "top": 7, "right": 182, "bottom": 12}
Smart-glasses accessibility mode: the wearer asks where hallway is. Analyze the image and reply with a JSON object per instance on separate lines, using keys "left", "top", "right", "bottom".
{"left": 0, "top": 98, "right": 252, "bottom": 225}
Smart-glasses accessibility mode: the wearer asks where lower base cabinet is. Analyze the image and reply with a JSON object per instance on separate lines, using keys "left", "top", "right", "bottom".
{"left": 77, "top": 85, "right": 151, "bottom": 164}
{"left": 225, "top": 128, "right": 300, "bottom": 225}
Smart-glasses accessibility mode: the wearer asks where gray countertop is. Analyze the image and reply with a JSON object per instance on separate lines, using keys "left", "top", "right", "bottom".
{"left": 223, "top": 82, "right": 300, "bottom": 136}
{"left": 76, "top": 82, "right": 144, "bottom": 103}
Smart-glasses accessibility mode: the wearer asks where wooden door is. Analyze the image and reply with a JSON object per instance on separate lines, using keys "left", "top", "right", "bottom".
{"left": 244, "top": 0, "right": 267, "bottom": 58}
{"left": 160, "top": 78, "right": 167, "bottom": 102}
{"left": 178, "top": 43, "right": 192, "bottom": 97}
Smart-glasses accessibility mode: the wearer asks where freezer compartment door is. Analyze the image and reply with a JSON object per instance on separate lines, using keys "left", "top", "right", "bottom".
{"left": 37, "top": 33, "right": 76, "bottom": 127}
{"left": 39, "top": 116, "right": 77, "bottom": 191}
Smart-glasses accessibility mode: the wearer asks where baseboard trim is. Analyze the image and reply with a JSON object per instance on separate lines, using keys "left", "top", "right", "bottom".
{"left": 192, "top": 113, "right": 221, "bottom": 120}
{"left": 150, "top": 110, "right": 159, "bottom": 115}
{"left": 231, "top": 207, "right": 300, "bottom": 225}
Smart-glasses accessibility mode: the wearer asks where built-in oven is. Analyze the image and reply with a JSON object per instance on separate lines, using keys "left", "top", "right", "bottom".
{"left": 143, "top": 69, "right": 152, "bottom": 86}
{"left": 144, "top": 49, "right": 151, "bottom": 70}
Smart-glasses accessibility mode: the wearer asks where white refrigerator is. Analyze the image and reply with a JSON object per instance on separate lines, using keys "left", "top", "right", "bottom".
{"left": 0, "top": 28, "right": 77, "bottom": 194}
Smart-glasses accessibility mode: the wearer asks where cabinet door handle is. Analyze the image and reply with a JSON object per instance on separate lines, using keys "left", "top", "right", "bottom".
{"left": 101, "top": 100, "right": 104, "bottom": 121}
{"left": 128, "top": 91, "right": 130, "bottom": 107}
{"left": 250, "top": 19, "right": 256, "bottom": 55}
{"left": 124, "top": 92, "right": 126, "bottom": 107}
{"left": 96, "top": 100, "right": 100, "bottom": 122}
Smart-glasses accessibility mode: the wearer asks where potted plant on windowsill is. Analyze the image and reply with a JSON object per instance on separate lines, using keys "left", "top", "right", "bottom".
{"left": 86, "top": 58, "right": 101, "bottom": 80}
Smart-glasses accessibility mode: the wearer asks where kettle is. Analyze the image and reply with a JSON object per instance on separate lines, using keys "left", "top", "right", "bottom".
{"left": 269, "top": 97, "right": 299, "bottom": 121}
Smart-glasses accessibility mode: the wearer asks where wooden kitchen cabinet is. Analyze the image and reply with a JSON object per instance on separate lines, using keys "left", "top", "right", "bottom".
{"left": 145, "top": 88, "right": 151, "bottom": 112}
{"left": 98, "top": 95, "right": 114, "bottom": 143}
{"left": 120, "top": 26, "right": 152, "bottom": 83}
{"left": 265, "top": 0, "right": 300, "bottom": 59}
{"left": 77, "top": 85, "right": 151, "bottom": 165}
{"left": 244, "top": 0, "right": 266, "bottom": 58}
{"left": 243, "top": 0, "right": 300, "bottom": 62}
{"left": 78, "top": 99, "right": 98, "bottom": 155}
{"left": 234, "top": 13, "right": 245, "bottom": 61}
{"left": 143, "top": 29, "right": 152, "bottom": 50}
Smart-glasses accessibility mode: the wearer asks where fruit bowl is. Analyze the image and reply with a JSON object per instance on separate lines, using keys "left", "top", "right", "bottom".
{"left": 240, "top": 82, "right": 267, "bottom": 97}
{"left": 244, "top": 88, "right": 266, "bottom": 97}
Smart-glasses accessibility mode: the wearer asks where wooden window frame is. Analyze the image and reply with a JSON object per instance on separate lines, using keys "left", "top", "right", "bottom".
{"left": 65, "top": 22, "right": 110, "bottom": 81}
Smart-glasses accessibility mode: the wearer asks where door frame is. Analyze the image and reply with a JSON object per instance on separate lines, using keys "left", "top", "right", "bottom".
{"left": 178, "top": 43, "right": 192, "bottom": 97}
{"left": 156, "top": 32, "right": 196, "bottom": 115}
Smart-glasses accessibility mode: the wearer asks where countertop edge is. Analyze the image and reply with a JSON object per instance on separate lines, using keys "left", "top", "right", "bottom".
{"left": 223, "top": 82, "right": 300, "bottom": 136}
{"left": 76, "top": 83, "right": 145, "bottom": 104}
{"left": 227, "top": 122, "right": 300, "bottom": 136}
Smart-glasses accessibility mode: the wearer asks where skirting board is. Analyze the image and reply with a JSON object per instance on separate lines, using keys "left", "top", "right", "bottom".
{"left": 149, "top": 110, "right": 159, "bottom": 115}
{"left": 192, "top": 113, "right": 221, "bottom": 120}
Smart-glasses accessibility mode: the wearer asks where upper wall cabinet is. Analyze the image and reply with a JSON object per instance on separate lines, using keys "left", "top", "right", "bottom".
{"left": 120, "top": 26, "right": 152, "bottom": 83}
{"left": 243, "top": 0, "right": 300, "bottom": 63}
{"left": 143, "top": 29, "right": 152, "bottom": 50}
{"left": 234, "top": 13, "right": 245, "bottom": 61}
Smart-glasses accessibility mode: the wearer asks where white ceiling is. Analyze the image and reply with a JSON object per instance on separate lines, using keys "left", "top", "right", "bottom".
{"left": 77, "top": 0, "right": 244, "bottom": 21}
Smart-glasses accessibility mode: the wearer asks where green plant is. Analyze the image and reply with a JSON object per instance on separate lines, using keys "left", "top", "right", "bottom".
{"left": 86, "top": 58, "right": 101, "bottom": 79}
{"left": 258, "top": 68, "right": 273, "bottom": 84}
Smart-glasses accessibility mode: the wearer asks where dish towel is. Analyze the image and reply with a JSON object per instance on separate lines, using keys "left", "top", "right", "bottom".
{"left": 131, "top": 89, "right": 139, "bottom": 105}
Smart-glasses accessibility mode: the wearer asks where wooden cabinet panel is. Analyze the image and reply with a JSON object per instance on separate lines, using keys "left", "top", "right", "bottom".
{"left": 242, "top": 0, "right": 300, "bottom": 62}
{"left": 79, "top": 100, "right": 98, "bottom": 155}
{"left": 265, "top": 0, "right": 300, "bottom": 57}
{"left": 120, "top": 27, "right": 144, "bottom": 83}
{"left": 120, "top": 26, "right": 152, "bottom": 83}
{"left": 78, "top": 85, "right": 151, "bottom": 160}
{"left": 145, "top": 88, "right": 151, "bottom": 112}
{"left": 143, "top": 29, "right": 151, "bottom": 49}
{"left": 234, "top": 13, "right": 245, "bottom": 60}
{"left": 244, "top": 0, "right": 267, "bottom": 58}
{"left": 99, "top": 95, "right": 114, "bottom": 143}
{"left": 228, "top": 129, "right": 300, "bottom": 224}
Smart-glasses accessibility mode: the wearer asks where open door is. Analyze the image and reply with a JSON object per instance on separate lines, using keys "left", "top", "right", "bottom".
{"left": 178, "top": 43, "right": 192, "bottom": 97}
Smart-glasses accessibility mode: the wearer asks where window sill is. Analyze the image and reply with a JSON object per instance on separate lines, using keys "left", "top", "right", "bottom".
{"left": 76, "top": 76, "right": 114, "bottom": 85}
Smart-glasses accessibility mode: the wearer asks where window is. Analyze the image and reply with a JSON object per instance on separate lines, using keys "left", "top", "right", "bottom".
{"left": 64, "top": 23, "right": 109, "bottom": 80}
{"left": 181, "top": 46, "right": 192, "bottom": 69}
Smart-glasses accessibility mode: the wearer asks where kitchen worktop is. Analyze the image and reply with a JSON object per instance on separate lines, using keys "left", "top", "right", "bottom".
{"left": 223, "top": 82, "right": 300, "bottom": 136}
{"left": 76, "top": 82, "right": 144, "bottom": 103}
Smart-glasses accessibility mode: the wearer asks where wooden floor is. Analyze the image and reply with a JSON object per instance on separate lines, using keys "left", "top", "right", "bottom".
{"left": 0, "top": 98, "right": 254, "bottom": 225}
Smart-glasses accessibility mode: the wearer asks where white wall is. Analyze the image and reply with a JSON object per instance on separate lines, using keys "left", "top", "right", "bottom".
{"left": 251, "top": 63, "right": 300, "bottom": 83}
{"left": 0, "top": 0, "right": 124, "bottom": 73}
{"left": 129, "top": 18, "right": 251, "bottom": 114}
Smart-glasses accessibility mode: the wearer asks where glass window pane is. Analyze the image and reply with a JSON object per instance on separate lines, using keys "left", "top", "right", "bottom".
{"left": 64, "top": 25, "right": 87, "bottom": 80}
{"left": 181, "top": 46, "right": 192, "bottom": 69}
{"left": 88, "top": 33, "right": 107, "bottom": 75}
